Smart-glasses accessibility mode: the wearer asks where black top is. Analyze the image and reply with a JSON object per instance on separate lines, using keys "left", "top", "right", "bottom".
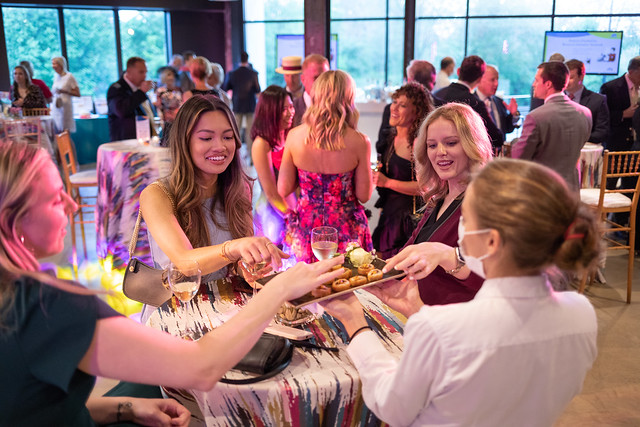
{"left": 416, "top": 196, "right": 464, "bottom": 244}
{"left": 0, "top": 275, "right": 120, "bottom": 426}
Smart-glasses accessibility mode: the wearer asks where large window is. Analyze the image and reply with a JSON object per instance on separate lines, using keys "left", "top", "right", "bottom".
{"left": 244, "top": 0, "right": 304, "bottom": 90}
{"left": 330, "top": 0, "right": 405, "bottom": 92}
{"left": 244, "top": 0, "right": 405, "bottom": 95}
{"left": 3, "top": 7, "right": 61, "bottom": 88}
{"left": 415, "top": 0, "right": 640, "bottom": 109}
{"left": 3, "top": 6, "right": 169, "bottom": 99}
{"left": 64, "top": 9, "right": 118, "bottom": 99}
{"left": 119, "top": 10, "right": 167, "bottom": 79}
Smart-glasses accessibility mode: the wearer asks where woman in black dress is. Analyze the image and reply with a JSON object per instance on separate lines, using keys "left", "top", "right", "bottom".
{"left": 372, "top": 82, "right": 433, "bottom": 258}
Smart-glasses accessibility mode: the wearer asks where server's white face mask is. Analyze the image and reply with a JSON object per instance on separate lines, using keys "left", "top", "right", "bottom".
{"left": 457, "top": 217, "right": 492, "bottom": 279}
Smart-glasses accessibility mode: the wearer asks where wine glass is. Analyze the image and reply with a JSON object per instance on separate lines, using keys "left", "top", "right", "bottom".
{"left": 311, "top": 226, "right": 338, "bottom": 261}
{"left": 167, "top": 260, "right": 201, "bottom": 338}
{"left": 239, "top": 260, "right": 270, "bottom": 297}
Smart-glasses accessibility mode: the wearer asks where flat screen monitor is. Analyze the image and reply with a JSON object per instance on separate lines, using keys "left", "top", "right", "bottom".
{"left": 543, "top": 31, "right": 623, "bottom": 75}
{"left": 276, "top": 34, "right": 338, "bottom": 71}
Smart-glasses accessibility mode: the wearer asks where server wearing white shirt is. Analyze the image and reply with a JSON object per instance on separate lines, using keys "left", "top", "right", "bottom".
{"left": 323, "top": 159, "right": 599, "bottom": 427}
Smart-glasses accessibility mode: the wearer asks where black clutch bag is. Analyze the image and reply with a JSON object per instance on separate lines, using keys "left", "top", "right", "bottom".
{"left": 220, "top": 333, "right": 293, "bottom": 385}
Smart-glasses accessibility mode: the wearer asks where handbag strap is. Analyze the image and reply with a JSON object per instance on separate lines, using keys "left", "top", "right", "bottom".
{"left": 128, "top": 181, "right": 176, "bottom": 257}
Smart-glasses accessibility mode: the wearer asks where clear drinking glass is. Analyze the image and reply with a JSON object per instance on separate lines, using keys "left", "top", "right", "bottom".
{"left": 239, "top": 260, "right": 270, "bottom": 296}
{"left": 167, "top": 260, "right": 201, "bottom": 337}
{"left": 311, "top": 226, "right": 338, "bottom": 261}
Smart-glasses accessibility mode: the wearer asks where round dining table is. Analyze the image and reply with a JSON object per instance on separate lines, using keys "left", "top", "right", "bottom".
{"left": 579, "top": 142, "right": 604, "bottom": 188}
{"left": 147, "top": 277, "right": 405, "bottom": 426}
{"left": 96, "top": 139, "right": 171, "bottom": 268}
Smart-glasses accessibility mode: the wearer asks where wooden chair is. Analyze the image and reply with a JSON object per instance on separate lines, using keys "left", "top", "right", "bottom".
{"left": 4, "top": 117, "right": 42, "bottom": 148}
{"left": 56, "top": 130, "right": 98, "bottom": 273}
{"left": 23, "top": 107, "right": 50, "bottom": 116}
{"left": 579, "top": 150, "right": 640, "bottom": 303}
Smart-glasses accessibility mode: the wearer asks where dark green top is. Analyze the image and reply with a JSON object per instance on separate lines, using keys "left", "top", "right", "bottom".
{"left": 0, "top": 276, "right": 120, "bottom": 426}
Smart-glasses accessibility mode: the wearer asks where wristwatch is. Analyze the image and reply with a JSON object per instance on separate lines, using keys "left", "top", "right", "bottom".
{"left": 445, "top": 247, "right": 466, "bottom": 275}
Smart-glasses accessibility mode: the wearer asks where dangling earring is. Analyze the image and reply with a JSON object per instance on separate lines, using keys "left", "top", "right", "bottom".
{"left": 20, "top": 235, "right": 25, "bottom": 244}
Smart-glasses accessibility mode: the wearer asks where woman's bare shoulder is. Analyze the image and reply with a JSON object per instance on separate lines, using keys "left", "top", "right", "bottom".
{"left": 344, "top": 128, "right": 371, "bottom": 148}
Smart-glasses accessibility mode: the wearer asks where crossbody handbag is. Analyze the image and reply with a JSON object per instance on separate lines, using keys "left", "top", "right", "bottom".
{"left": 122, "top": 181, "right": 174, "bottom": 307}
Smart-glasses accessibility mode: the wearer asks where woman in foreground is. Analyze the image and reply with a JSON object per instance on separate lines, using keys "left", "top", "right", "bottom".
{"left": 0, "top": 141, "right": 345, "bottom": 425}
{"left": 251, "top": 85, "right": 296, "bottom": 246}
{"left": 325, "top": 158, "right": 599, "bottom": 426}
{"left": 278, "top": 70, "right": 373, "bottom": 262}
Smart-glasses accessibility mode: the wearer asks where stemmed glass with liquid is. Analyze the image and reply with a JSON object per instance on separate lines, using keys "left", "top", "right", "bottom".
{"left": 311, "top": 226, "right": 338, "bottom": 261}
{"left": 167, "top": 260, "right": 201, "bottom": 338}
{"left": 239, "top": 260, "right": 270, "bottom": 295}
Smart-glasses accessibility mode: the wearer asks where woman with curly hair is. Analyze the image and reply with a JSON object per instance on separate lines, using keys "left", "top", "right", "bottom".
{"left": 372, "top": 82, "right": 434, "bottom": 258}
{"left": 278, "top": 70, "right": 373, "bottom": 263}
{"left": 139, "top": 95, "right": 286, "bottom": 321}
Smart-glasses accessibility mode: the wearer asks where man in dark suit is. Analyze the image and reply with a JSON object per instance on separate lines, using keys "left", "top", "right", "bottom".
{"left": 291, "top": 54, "right": 330, "bottom": 127}
{"left": 376, "top": 59, "right": 442, "bottom": 157}
{"left": 601, "top": 56, "right": 640, "bottom": 248}
{"left": 475, "top": 65, "right": 520, "bottom": 141}
{"left": 434, "top": 55, "right": 504, "bottom": 149}
{"left": 600, "top": 56, "right": 640, "bottom": 153}
{"left": 107, "top": 57, "right": 156, "bottom": 141}
{"left": 565, "top": 59, "right": 610, "bottom": 145}
{"left": 222, "top": 51, "right": 261, "bottom": 150}
{"left": 512, "top": 61, "right": 592, "bottom": 191}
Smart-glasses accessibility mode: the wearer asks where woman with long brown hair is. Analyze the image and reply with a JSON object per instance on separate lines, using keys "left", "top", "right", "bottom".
{"left": 139, "top": 95, "right": 285, "bottom": 321}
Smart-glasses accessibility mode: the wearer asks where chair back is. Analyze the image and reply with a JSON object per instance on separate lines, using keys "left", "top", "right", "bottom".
{"left": 596, "top": 150, "right": 640, "bottom": 213}
{"left": 3, "top": 117, "right": 42, "bottom": 147}
{"left": 23, "top": 107, "right": 50, "bottom": 116}
{"left": 56, "top": 130, "right": 79, "bottom": 192}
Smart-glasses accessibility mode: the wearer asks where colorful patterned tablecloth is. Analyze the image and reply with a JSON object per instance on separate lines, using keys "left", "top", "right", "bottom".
{"left": 96, "top": 139, "right": 170, "bottom": 268}
{"left": 579, "top": 142, "right": 604, "bottom": 188}
{"left": 148, "top": 277, "right": 404, "bottom": 426}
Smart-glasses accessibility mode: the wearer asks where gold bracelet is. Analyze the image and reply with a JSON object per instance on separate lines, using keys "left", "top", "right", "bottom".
{"left": 220, "top": 240, "right": 234, "bottom": 263}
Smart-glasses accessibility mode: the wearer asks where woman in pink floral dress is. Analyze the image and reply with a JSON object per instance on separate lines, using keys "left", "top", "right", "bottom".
{"left": 278, "top": 70, "right": 373, "bottom": 263}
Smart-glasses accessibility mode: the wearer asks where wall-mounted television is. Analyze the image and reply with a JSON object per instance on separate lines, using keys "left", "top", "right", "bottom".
{"left": 276, "top": 34, "right": 338, "bottom": 71}
{"left": 543, "top": 31, "right": 623, "bottom": 75}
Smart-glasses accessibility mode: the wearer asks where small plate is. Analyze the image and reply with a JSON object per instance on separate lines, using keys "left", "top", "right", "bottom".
{"left": 257, "top": 258, "right": 406, "bottom": 309}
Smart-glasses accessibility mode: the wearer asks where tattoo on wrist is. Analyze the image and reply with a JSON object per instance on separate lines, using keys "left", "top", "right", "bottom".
{"left": 117, "top": 401, "right": 133, "bottom": 423}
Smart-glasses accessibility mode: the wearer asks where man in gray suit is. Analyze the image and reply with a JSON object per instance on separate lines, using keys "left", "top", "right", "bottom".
{"left": 512, "top": 61, "right": 592, "bottom": 191}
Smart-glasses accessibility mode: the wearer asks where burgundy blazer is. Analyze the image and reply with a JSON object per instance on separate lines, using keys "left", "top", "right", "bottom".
{"left": 404, "top": 201, "right": 484, "bottom": 305}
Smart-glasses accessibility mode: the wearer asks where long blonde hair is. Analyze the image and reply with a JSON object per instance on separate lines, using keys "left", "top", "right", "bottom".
{"left": 414, "top": 103, "right": 493, "bottom": 208}
{"left": 303, "top": 70, "right": 359, "bottom": 151}
{"left": 0, "top": 144, "right": 95, "bottom": 330}
{"left": 167, "top": 95, "right": 254, "bottom": 248}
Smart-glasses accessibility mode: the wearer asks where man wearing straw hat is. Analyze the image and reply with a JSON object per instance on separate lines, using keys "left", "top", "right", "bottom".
{"left": 276, "top": 56, "right": 304, "bottom": 100}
